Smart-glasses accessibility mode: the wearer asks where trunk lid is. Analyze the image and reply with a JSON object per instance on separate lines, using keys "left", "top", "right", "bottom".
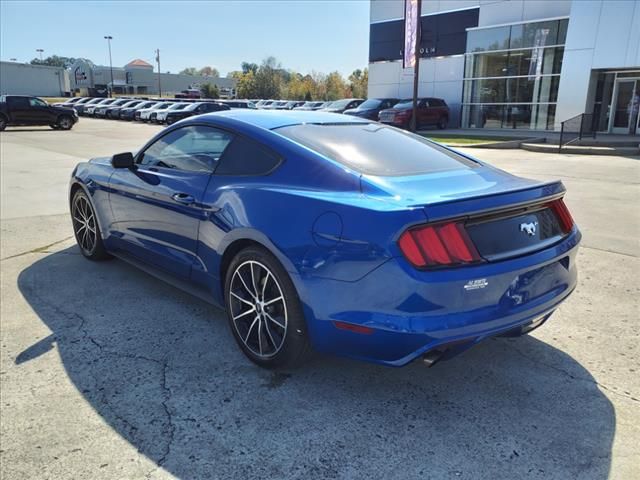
{"left": 362, "top": 166, "right": 569, "bottom": 262}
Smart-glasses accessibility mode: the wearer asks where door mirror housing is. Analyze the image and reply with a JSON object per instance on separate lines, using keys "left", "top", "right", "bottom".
{"left": 111, "top": 152, "right": 135, "bottom": 169}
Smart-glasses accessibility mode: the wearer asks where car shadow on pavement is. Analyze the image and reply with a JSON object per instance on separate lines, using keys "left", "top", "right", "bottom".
{"left": 17, "top": 247, "right": 614, "bottom": 479}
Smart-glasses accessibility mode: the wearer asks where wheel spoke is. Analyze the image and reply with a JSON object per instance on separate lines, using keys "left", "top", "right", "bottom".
{"left": 230, "top": 291, "right": 254, "bottom": 307}
{"left": 263, "top": 319, "right": 277, "bottom": 350}
{"left": 263, "top": 296, "right": 283, "bottom": 307}
{"left": 262, "top": 271, "right": 271, "bottom": 298}
{"left": 236, "top": 269, "right": 256, "bottom": 299}
{"left": 257, "top": 319, "right": 263, "bottom": 355}
{"left": 250, "top": 262, "right": 259, "bottom": 297}
{"left": 81, "top": 228, "right": 89, "bottom": 250}
{"left": 232, "top": 306, "right": 255, "bottom": 321}
{"left": 264, "top": 312, "right": 285, "bottom": 330}
{"left": 244, "top": 316, "right": 259, "bottom": 344}
{"left": 73, "top": 214, "right": 84, "bottom": 224}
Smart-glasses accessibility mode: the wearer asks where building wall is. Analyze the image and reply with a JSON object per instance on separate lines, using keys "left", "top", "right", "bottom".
{"left": 555, "top": 0, "right": 640, "bottom": 128}
{"left": 369, "top": 0, "right": 482, "bottom": 127}
{"left": 0, "top": 62, "right": 70, "bottom": 96}
{"left": 369, "top": 0, "right": 604, "bottom": 127}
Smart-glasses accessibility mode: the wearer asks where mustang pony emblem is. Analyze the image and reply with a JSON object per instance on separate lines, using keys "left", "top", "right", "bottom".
{"left": 520, "top": 221, "right": 538, "bottom": 236}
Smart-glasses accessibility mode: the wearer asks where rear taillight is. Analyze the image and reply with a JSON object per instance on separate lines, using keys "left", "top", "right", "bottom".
{"left": 548, "top": 198, "right": 575, "bottom": 233}
{"left": 398, "top": 221, "right": 481, "bottom": 268}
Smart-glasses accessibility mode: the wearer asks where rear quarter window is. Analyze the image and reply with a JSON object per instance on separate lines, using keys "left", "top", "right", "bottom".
{"left": 215, "top": 136, "right": 281, "bottom": 176}
{"left": 275, "top": 123, "right": 478, "bottom": 176}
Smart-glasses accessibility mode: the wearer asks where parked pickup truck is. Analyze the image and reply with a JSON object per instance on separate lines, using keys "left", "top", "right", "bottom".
{"left": 0, "top": 95, "right": 79, "bottom": 131}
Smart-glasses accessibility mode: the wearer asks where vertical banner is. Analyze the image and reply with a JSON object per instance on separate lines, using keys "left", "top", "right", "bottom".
{"left": 528, "top": 28, "right": 549, "bottom": 79}
{"left": 403, "top": 0, "right": 419, "bottom": 69}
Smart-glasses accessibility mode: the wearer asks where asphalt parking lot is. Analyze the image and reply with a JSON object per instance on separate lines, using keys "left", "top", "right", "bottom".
{"left": 1, "top": 119, "right": 638, "bottom": 479}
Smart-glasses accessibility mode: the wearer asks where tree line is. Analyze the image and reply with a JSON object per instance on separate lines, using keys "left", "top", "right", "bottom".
{"left": 184, "top": 57, "right": 368, "bottom": 101}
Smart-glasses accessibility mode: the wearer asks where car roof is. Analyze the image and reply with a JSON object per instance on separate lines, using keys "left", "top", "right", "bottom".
{"left": 198, "top": 109, "right": 369, "bottom": 130}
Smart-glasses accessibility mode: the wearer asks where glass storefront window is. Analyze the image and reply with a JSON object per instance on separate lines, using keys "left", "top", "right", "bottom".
{"left": 463, "top": 19, "right": 567, "bottom": 130}
{"left": 467, "top": 26, "right": 511, "bottom": 53}
{"left": 466, "top": 47, "right": 564, "bottom": 78}
{"left": 463, "top": 104, "right": 556, "bottom": 130}
{"left": 465, "top": 75, "right": 559, "bottom": 104}
{"left": 467, "top": 51, "right": 509, "bottom": 78}
{"left": 510, "top": 21, "right": 559, "bottom": 49}
{"left": 557, "top": 19, "right": 568, "bottom": 45}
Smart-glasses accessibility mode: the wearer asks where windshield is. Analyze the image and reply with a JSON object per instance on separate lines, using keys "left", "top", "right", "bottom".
{"left": 393, "top": 99, "right": 414, "bottom": 109}
{"left": 327, "top": 99, "right": 350, "bottom": 109}
{"left": 276, "top": 123, "right": 478, "bottom": 176}
{"left": 358, "top": 99, "right": 382, "bottom": 109}
{"left": 172, "top": 103, "right": 188, "bottom": 110}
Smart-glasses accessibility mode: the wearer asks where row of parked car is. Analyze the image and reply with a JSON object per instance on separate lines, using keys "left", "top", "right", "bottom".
{"left": 52, "top": 96, "right": 236, "bottom": 125}
{"left": 228, "top": 97, "right": 449, "bottom": 129}
{"left": 51, "top": 95, "right": 450, "bottom": 130}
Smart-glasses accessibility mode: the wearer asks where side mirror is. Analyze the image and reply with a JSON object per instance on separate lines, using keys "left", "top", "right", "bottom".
{"left": 111, "top": 152, "right": 135, "bottom": 169}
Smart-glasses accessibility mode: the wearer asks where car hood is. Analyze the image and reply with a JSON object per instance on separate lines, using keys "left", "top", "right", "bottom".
{"left": 344, "top": 108, "right": 376, "bottom": 116}
{"left": 379, "top": 107, "right": 408, "bottom": 115}
{"left": 89, "top": 156, "right": 112, "bottom": 166}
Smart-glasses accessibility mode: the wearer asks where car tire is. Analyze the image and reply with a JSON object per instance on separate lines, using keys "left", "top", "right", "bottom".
{"left": 49, "top": 124, "right": 60, "bottom": 130}
{"left": 57, "top": 115, "right": 74, "bottom": 130}
{"left": 224, "top": 246, "right": 312, "bottom": 369}
{"left": 70, "top": 189, "right": 111, "bottom": 261}
{"left": 0, "top": 115, "right": 7, "bottom": 131}
{"left": 438, "top": 117, "right": 448, "bottom": 130}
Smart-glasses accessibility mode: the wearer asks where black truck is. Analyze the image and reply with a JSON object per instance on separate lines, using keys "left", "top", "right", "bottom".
{"left": 0, "top": 95, "right": 79, "bottom": 131}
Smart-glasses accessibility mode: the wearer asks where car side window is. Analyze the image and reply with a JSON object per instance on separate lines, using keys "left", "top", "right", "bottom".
{"left": 29, "top": 98, "right": 47, "bottom": 107}
{"left": 138, "top": 125, "right": 234, "bottom": 173}
{"left": 215, "top": 136, "right": 281, "bottom": 176}
{"left": 9, "top": 97, "right": 30, "bottom": 109}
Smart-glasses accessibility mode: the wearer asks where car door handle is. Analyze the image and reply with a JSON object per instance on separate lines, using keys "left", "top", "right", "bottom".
{"left": 172, "top": 193, "right": 195, "bottom": 205}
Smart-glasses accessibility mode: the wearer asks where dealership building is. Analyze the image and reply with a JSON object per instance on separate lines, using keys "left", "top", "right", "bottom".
{"left": 69, "top": 58, "right": 236, "bottom": 97}
{"left": 368, "top": 0, "right": 640, "bottom": 133}
{"left": 0, "top": 58, "right": 236, "bottom": 98}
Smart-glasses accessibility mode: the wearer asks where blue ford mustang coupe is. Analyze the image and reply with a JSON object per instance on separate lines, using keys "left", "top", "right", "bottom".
{"left": 69, "top": 110, "right": 580, "bottom": 368}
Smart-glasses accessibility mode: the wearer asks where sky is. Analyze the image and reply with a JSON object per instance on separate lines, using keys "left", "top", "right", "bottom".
{"left": 0, "top": 0, "right": 371, "bottom": 77}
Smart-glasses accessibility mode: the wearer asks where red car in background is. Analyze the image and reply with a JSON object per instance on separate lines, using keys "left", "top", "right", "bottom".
{"left": 378, "top": 98, "right": 449, "bottom": 130}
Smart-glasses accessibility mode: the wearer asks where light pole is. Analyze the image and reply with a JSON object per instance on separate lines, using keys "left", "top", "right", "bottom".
{"left": 155, "top": 49, "right": 162, "bottom": 98}
{"left": 104, "top": 35, "right": 114, "bottom": 97}
{"left": 36, "top": 49, "right": 44, "bottom": 62}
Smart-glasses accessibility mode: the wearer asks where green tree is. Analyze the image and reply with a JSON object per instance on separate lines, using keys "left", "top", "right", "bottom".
{"left": 200, "top": 83, "right": 220, "bottom": 99}
{"left": 325, "top": 71, "right": 349, "bottom": 100}
{"left": 254, "top": 56, "right": 283, "bottom": 99}
{"left": 30, "top": 55, "right": 76, "bottom": 68}
{"left": 241, "top": 62, "right": 259, "bottom": 75}
{"left": 179, "top": 67, "right": 199, "bottom": 76}
{"left": 236, "top": 70, "right": 257, "bottom": 99}
{"left": 348, "top": 68, "right": 368, "bottom": 98}
{"left": 199, "top": 66, "right": 219, "bottom": 77}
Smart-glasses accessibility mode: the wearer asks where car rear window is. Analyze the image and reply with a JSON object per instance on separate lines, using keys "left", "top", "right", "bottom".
{"left": 275, "top": 123, "right": 478, "bottom": 176}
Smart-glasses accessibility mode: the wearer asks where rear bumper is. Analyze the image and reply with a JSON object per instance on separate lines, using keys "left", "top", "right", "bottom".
{"left": 296, "top": 228, "right": 581, "bottom": 366}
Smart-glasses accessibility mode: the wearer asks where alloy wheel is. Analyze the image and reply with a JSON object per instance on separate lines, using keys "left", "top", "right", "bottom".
{"left": 229, "top": 260, "right": 288, "bottom": 358}
{"left": 59, "top": 116, "right": 72, "bottom": 129}
{"left": 72, "top": 195, "right": 97, "bottom": 255}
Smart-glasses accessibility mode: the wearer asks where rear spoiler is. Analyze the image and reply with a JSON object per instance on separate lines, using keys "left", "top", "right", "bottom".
{"left": 424, "top": 180, "right": 566, "bottom": 223}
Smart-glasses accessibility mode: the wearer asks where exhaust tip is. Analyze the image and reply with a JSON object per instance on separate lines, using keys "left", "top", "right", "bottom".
{"left": 422, "top": 349, "right": 446, "bottom": 367}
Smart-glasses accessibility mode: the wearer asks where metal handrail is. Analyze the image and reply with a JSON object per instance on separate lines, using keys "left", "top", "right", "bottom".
{"left": 559, "top": 113, "right": 596, "bottom": 152}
